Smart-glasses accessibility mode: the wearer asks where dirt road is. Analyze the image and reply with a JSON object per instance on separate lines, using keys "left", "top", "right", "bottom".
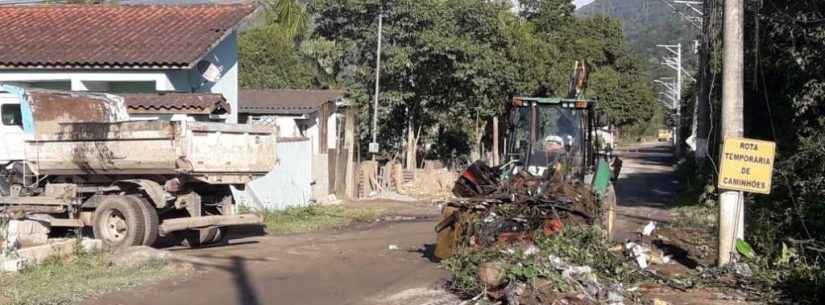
{"left": 83, "top": 143, "right": 691, "bottom": 305}
{"left": 82, "top": 202, "right": 456, "bottom": 305}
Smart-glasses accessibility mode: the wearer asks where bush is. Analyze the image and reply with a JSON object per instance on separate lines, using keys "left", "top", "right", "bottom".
{"left": 746, "top": 123, "right": 825, "bottom": 304}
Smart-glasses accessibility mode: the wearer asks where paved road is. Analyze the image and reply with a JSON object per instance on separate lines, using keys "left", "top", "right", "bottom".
{"left": 613, "top": 142, "right": 680, "bottom": 241}
{"left": 83, "top": 203, "right": 455, "bottom": 305}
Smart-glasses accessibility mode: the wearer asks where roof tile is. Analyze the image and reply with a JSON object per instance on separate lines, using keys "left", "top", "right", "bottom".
{"left": 121, "top": 92, "right": 228, "bottom": 114}
{"left": 0, "top": 4, "right": 255, "bottom": 69}
{"left": 239, "top": 89, "right": 344, "bottom": 115}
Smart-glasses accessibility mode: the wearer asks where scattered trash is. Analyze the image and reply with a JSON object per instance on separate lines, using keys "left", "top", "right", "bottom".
{"left": 370, "top": 191, "right": 418, "bottom": 202}
{"left": 652, "top": 298, "right": 670, "bottom": 305}
{"left": 523, "top": 244, "right": 540, "bottom": 256}
{"left": 382, "top": 216, "right": 417, "bottom": 222}
{"left": 504, "top": 282, "right": 526, "bottom": 305}
{"left": 319, "top": 194, "right": 342, "bottom": 205}
{"left": 625, "top": 242, "right": 650, "bottom": 269}
{"left": 731, "top": 262, "right": 753, "bottom": 278}
{"left": 387, "top": 244, "right": 400, "bottom": 250}
{"left": 642, "top": 221, "right": 657, "bottom": 236}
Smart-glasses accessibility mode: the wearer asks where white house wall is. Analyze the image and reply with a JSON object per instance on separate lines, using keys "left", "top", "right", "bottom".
{"left": 0, "top": 71, "right": 177, "bottom": 91}
{"left": 0, "top": 31, "right": 240, "bottom": 122}
{"left": 200, "top": 31, "right": 239, "bottom": 123}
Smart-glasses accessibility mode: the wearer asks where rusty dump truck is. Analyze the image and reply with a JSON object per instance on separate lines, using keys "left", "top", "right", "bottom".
{"left": 0, "top": 86, "right": 276, "bottom": 248}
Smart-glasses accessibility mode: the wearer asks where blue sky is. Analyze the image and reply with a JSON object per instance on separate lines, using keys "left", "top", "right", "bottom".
{"left": 575, "top": 0, "right": 596, "bottom": 8}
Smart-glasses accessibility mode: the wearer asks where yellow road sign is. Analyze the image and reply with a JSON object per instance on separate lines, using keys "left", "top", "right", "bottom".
{"left": 718, "top": 137, "right": 776, "bottom": 194}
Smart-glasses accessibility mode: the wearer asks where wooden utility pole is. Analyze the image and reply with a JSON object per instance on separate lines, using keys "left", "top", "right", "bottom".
{"left": 718, "top": 0, "right": 745, "bottom": 266}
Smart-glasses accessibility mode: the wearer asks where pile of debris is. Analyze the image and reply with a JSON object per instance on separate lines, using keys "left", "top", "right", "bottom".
{"left": 0, "top": 218, "right": 103, "bottom": 272}
{"left": 400, "top": 168, "right": 457, "bottom": 198}
{"left": 435, "top": 162, "right": 635, "bottom": 304}
{"left": 435, "top": 162, "right": 603, "bottom": 260}
{"left": 358, "top": 159, "right": 458, "bottom": 200}
{"left": 441, "top": 226, "right": 642, "bottom": 305}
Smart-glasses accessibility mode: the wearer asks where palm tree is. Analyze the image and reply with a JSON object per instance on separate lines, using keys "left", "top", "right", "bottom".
{"left": 262, "top": 0, "right": 307, "bottom": 39}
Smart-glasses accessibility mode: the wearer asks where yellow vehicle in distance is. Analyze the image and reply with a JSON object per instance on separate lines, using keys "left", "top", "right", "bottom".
{"left": 658, "top": 129, "right": 673, "bottom": 142}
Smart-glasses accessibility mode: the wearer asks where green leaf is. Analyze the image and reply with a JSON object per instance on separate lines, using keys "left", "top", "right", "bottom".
{"left": 736, "top": 239, "right": 756, "bottom": 259}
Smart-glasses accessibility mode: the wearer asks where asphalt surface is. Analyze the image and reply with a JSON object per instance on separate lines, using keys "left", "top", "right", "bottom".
{"left": 613, "top": 142, "right": 681, "bottom": 242}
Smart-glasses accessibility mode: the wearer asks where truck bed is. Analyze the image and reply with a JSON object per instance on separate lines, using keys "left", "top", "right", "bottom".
{"left": 24, "top": 120, "right": 277, "bottom": 180}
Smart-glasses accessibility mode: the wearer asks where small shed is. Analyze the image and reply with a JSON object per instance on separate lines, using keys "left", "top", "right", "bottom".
{"left": 238, "top": 89, "right": 354, "bottom": 208}
{"left": 239, "top": 89, "right": 344, "bottom": 154}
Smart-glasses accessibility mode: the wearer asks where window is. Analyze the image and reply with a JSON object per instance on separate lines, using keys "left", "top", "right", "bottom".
{"left": 1, "top": 104, "right": 23, "bottom": 127}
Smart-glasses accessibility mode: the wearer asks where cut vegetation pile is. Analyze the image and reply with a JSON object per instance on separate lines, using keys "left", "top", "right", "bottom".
{"left": 442, "top": 225, "right": 642, "bottom": 305}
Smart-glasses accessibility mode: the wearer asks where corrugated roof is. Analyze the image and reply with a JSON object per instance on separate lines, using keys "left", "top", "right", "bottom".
{"left": 239, "top": 89, "right": 344, "bottom": 115}
{"left": 121, "top": 92, "right": 228, "bottom": 114}
{"left": 0, "top": 4, "right": 255, "bottom": 69}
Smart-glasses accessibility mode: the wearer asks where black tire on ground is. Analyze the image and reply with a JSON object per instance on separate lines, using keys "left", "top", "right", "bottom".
{"left": 601, "top": 185, "right": 617, "bottom": 241}
{"left": 180, "top": 227, "right": 226, "bottom": 248}
{"left": 126, "top": 195, "right": 159, "bottom": 247}
{"left": 93, "top": 196, "right": 146, "bottom": 249}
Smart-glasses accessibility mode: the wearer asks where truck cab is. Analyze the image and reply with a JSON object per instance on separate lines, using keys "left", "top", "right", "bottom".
{"left": 0, "top": 91, "right": 27, "bottom": 164}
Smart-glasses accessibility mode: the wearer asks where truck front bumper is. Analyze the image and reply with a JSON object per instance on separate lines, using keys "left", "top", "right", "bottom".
{"left": 158, "top": 213, "right": 263, "bottom": 235}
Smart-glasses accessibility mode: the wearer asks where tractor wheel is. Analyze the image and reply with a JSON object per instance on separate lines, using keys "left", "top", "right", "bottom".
{"left": 126, "top": 195, "right": 159, "bottom": 247}
{"left": 93, "top": 196, "right": 146, "bottom": 249}
{"left": 601, "top": 185, "right": 617, "bottom": 241}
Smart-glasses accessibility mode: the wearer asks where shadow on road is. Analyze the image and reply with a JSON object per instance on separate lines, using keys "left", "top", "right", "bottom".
{"left": 411, "top": 243, "right": 441, "bottom": 263}
{"left": 230, "top": 256, "right": 261, "bottom": 305}
{"left": 615, "top": 143, "right": 681, "bottom": 210}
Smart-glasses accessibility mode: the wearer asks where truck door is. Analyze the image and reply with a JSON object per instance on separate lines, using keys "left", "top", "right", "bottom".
{"left": 0, "top": 92, "right": 26, "bottom": 163}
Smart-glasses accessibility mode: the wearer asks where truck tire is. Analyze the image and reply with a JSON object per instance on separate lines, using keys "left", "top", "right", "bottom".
{"left": 601, "top": 185, "right": 617, "bottom": 241}
{"left": 126, "top": 195, "right": 159, "bottom": 247}
{"left": 93, "top": 196, "right": 146, "bottom": 249}
{"left": 180, "top": 227, "right": 226, "bottom": 248}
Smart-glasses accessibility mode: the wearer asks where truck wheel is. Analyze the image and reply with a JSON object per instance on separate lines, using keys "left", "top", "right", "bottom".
{"left": 601, "top": 185, "right": 617, "bottom": 241}
{"left": 93, "top": 196, "right": 146, "bottom": 249}
{"left": 180, "top": 227, "right": 226, "bottom": 248}
{"left": 126, "top": 195, "right": 159, "bottom": 247}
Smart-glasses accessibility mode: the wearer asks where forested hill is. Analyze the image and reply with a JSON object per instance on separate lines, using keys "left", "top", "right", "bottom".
{"left": 577, "top": 0, "right": 698, "bottom": 73}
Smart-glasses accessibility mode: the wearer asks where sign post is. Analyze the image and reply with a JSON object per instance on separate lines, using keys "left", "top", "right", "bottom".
{"left": 717, "top": 137, "right": 776, "bottom": 264}
{"left": 718, "top": 138, "right": 776, "bottom": 194}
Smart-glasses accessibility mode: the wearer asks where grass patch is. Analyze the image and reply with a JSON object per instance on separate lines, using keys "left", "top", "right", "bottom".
{"left": 258, "top": 204, "right": 385, "bottom": 235}
{"left": 0, "top": 251, "right": 174, "bottom": 305}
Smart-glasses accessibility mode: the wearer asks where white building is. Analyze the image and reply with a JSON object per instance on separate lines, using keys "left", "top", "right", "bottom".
{"left": 237, "top": 89, "right": 348, "bottom": 207}
{"left": 0, "top": 4, "right": 255, "bottom": 123}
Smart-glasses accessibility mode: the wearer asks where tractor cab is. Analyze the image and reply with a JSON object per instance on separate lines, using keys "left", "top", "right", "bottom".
{"left": 503, "top": 96, "right": 615, "bottom": 189}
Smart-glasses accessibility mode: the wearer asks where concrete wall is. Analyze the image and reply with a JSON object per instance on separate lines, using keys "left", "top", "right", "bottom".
{"left": 239, "top": 139, "right": 314, "bottom": 211}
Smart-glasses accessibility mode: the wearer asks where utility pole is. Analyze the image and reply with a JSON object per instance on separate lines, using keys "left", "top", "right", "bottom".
{"left": 369, "top": 12, "right": 383, "bottom": 160}
{"left": 718, "top": 0, "right": 745, "bottom": 266}
{"left": 656, "top": 43, "right": 690, "bottom": 154}
{"left": 695, "top": 0, "right": 713, "bottom": 167}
